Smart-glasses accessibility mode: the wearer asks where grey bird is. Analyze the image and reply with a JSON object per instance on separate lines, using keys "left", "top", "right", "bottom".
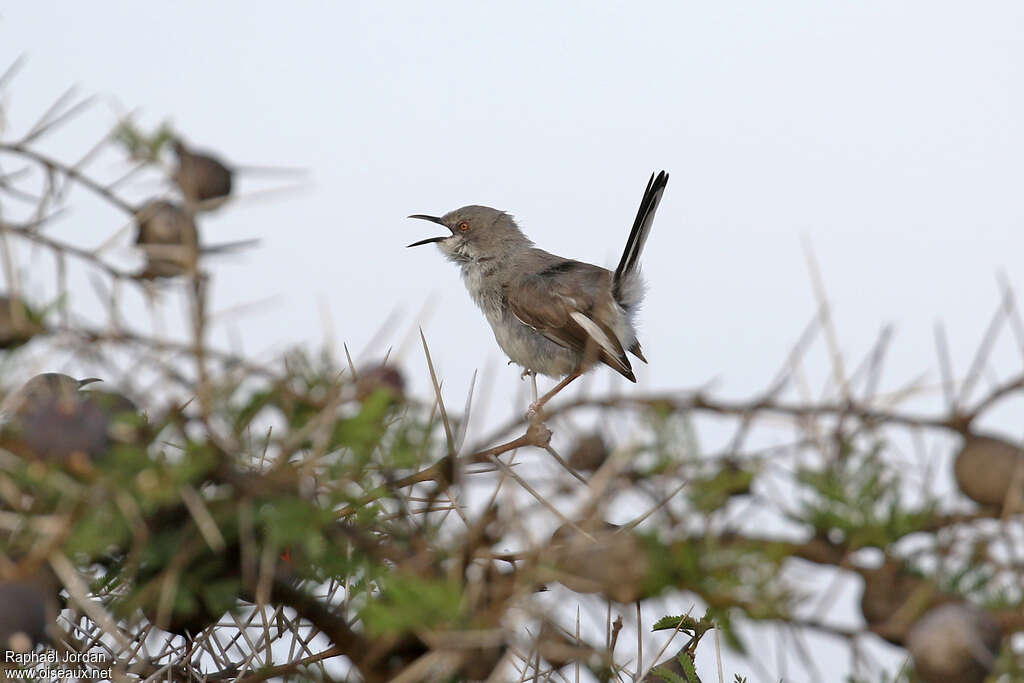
{"left": 408, "top": 171, "right": 668, "bottom": 414}
{"left": 2, "top": 373, "right": 143, "bottom": 464}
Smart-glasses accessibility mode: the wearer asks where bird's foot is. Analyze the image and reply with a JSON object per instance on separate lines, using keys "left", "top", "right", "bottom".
{"left": 519, "top": 367, "right": 535, "bottom": 380}
{"left": 525, "top": 371, "right": 581, "bottom": 423}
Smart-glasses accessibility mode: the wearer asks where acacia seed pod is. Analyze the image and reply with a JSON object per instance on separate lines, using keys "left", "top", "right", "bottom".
{"left": 954, "top": 433, "right": 1024, "bottom": 510}
{"left": 906, "top": 603, "right": 1001, "bottom": 683}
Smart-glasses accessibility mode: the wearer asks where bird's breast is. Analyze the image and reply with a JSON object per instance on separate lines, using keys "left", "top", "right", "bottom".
{"left": 458, "top": 263, "right": 578, "bottom": 377}
{"left": 490, "top": 311, "right": 579, "bottom": 377}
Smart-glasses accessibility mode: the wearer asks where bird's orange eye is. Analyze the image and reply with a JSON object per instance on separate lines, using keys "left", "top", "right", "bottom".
{"left": 458, "top": 221, "right": 469, "bottom": 232}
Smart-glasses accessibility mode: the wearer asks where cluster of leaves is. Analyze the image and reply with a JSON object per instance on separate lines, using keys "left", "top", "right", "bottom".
{"left": 1, "top": 348, "right": 468, "bottom": 647}
{"left": 797, "top": 440, "right": 937, "bottom": 550}
{"left": 114, "top": 120, "right": 176, "bottom": 162}
{"left": 642, "top": 534, "right": 795, "bottom": 655}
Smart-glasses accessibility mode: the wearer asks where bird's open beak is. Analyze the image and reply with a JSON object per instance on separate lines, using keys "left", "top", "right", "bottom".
{"left": 406, "top": 215, "right": 452, "bottom": 248}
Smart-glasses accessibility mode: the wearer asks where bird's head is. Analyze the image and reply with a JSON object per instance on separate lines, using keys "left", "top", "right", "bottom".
{"left": 407, "top": 205, "right": 530, "bottom": 262}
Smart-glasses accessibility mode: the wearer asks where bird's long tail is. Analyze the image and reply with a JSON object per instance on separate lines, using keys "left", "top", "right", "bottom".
{"left": 612, "top": 170, "right": 669, "bottom": 306}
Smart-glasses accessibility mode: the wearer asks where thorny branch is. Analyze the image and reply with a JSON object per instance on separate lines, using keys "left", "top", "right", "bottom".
{"left": 1, "top": 69, "right": 1023, "bottom": 683}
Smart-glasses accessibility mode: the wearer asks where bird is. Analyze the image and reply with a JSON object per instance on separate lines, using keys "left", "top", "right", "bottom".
{"left": 7, "top": 372, "right": 100, "bottom": 410}
{"left": 2, "top": 373, "right": 139, "bottom": 465}
{"left": 407, "top": 171, "right": 668, "bottom": 415}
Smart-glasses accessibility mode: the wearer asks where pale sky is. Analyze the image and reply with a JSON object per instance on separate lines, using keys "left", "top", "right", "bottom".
{"left": 3, "top": 2, "right": 1023, "bottom": 680}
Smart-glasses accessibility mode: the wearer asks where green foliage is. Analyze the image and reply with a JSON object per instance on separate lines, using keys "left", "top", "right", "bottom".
{"left": 650, "top": 609, "right": 744, "bottom": 680}
{"left": 688, "top": 461, "right": 754, "bottom": 512}
{"left": 65, "top": 501, "right": 131, "bottom": 557}
{"left": 643, "top": 533, "right": 790, "bottom": 647}
{"left": 114, "top": 119, "right": 175, "bottom": 162}
{"left": 360, "top": 573, "right": 464, "bottom": 636}
{"left": 797, "top": 441, "right": 936, "bottom": 549}
{"left": 652, "top": 612, "right": 713, "bottom": 636}
{"left": 678, "top": 655, "right": 699, "bottom": 683}
{"left": 0, "top": 343, "right": 526, "bottom": 671}
{"left": 650, "top": 664, "right": 688, "bottom": 682}
{"left": 650, "top": 650, "right": 701, "bottom": 683}
{"left": 232, "top": 389, "right": 274, "bottom": 433}
{"left": 257, "top": 495, "right": 334, "bottom": 558}
{"left": 329, "top": 390, "right": 395, "bottom": 461}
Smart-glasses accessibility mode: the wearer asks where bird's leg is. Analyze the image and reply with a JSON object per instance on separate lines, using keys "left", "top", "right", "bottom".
{"left": 516, "top": 366, "right": 539, "bottom": 402}
{"left": 527, "top": 371, "right": 581, "bottom": 421}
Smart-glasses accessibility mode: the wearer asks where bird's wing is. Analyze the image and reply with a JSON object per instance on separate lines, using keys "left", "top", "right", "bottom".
{"left": 505, "top": 261, "right": 635, "bottom": 381}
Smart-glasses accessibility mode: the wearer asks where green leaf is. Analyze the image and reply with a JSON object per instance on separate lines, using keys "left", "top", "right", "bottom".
{"left": 796, "top": 443, "right": 936, "bottom": 550}
{"left": 651, "top": 666, "right": 688, "bottom": 683}
{"left": 113, "top": 120, "right": 174, "bottom": 162}
{"left": 233, "top": 389, "right": 274, "bottom": 432}
{"left": 652, "top": 614, "right": 699, "bottom": 632}
{"left": 360, "top": 573, "right": 463, "bottom": 636}
{"left": 689, "top": 464, "right": 753, "bottom": 512}
{"left": 679, "top": 652, "right": 700, "bottom": 682}
{"left": 200, "top": 576, "right": 242, "bottom": 615}
{"left": 258, "top": 496, "right": 334, "bottom": 549}
{"left": 66, "top": 503, "right": 130, "bottom": 558}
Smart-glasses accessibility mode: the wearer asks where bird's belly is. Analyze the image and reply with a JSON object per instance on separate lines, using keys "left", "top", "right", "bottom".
{"left": 489, "top": 313, "right": 579, "bottom": 378}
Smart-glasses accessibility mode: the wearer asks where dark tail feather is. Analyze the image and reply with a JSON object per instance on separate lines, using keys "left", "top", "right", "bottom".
{"left": 628, "top": 340, "right": 647, "bottom": 363}
{"left": 613, "top": 170, "right": 669, "bottom": 301}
